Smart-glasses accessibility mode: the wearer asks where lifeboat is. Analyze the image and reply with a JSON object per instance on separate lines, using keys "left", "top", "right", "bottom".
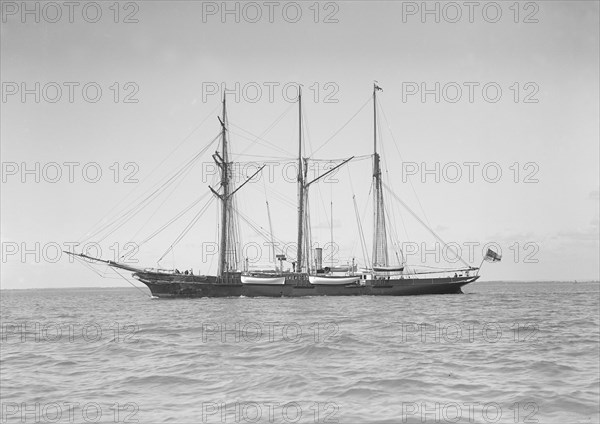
{"left": 373, "top": 265, "right": 404, "bottom": 272}
{"left": 241, "top": 274, "right": 285, "bottom": 285}
{"left": 308, "top": 275, "right": 360, "bottom": 285}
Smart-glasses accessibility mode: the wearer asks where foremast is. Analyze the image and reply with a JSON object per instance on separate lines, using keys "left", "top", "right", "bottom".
{"left": 372, "top": 83, "right": 388, "bottom": 268}
{"left": 296, "top": 86, "right": 305, "bottom": 273}
{"left": 211, "top": 92, "right": 242, "bottom": 277}
{"left": 210, "top": 92, "right": 267, "bottom": 278}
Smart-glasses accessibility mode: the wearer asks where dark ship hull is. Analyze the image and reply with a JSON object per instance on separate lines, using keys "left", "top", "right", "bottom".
{"left": 133, "top": 271, "right": 478, "bottom": 298}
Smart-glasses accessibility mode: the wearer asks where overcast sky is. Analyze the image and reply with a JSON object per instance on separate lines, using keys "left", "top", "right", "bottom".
{"left": 1, "top": 1, "right": 599, "bottom": 289}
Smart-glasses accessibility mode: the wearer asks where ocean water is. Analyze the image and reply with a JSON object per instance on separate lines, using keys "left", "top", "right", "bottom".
{"left": 1, "top": 281, "right": 598, "bottom": 424}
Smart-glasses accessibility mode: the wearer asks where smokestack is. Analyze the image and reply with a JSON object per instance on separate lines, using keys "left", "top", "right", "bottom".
{"left": 314, "top": 247, "right": 323, "bottom": 271}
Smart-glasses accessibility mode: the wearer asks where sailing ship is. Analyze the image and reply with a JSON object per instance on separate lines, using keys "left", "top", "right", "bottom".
{"left": 66, "top": 83, "right": 496, "bottom": 297}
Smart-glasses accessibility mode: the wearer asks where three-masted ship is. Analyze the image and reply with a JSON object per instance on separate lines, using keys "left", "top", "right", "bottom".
{"left": 66, "top": 84, "right": 487, "bottom": 297}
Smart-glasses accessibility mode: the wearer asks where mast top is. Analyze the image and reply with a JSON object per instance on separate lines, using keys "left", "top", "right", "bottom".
{"left": 373, "top": 81, "right": 382, "bottom": 161}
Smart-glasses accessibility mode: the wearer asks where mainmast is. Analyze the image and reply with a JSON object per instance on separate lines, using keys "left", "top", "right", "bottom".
{"left": 294, "top": 85, "right": 353, "bottom": 273}
{"left": 372, "top": 83, "right": 388, "bottom": 267}
{"left": 296, "top": 86, "right": 304, "bottom": 272}
{"left": 218, "top": 93, "right": 229, "bottom": 276}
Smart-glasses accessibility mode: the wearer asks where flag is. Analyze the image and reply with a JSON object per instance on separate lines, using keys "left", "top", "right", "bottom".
{"left": 484, "top": 248, "right": 502, "bottom": 262}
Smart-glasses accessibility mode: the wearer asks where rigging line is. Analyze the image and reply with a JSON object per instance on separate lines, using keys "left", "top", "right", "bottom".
{"left": 309, "top": 155, "right": 335, "bottom": 235}
{"left": 302, "top": 99, "right": 314, "bottom": 157}
{"left": 313, "top": 182, "right": 329, "bottom": 246}
{"left": 379, "top": 142, "right": 401, "bottom": 254}
{"left": 378, "top": 105, "right": 390, "bottom": 181}
{"left": 86, "top": 139, "right": 216, "bottom": 244}
{"left": 346, "top": 161, "right": 357, "bottom": 195}
{"left": 96, "top": 130, "right": 218, "bottom": 237}
{"left": 230, "top": 160, "right": 295, "bottom": 172}
{"left": 137, "top": 191, "right": 213, "bottom": 248}
{"left": 411, "top": 264, "right": 473, "bottom": 270}
{"left": 228, "top": 111, "right": 295, "bottom": 155}
{"left": 207, "top": 207, "right": 218, "bottom": 275}
{"left": 378, "top": 105, "right": 402, "bottom": 259}
{"left": 235, "top": 210, "right": 288, "bottom": 257}
{"left": 158, "top": 196, "right": 215, "bottom": 263}
{"left": 330, "top": 185, "right": 333, "bottom": 267}
{"left": 111, "top": 267, "right": 153, "bottom": 298}
{"left": 246, "top": 183, "right": 296, "bottom": 209}
{"left": 227, "top": 128, "right": 293, "bottom": 157}
{"left": 309, "top": 95, "right": 371, "bottom": 158}
{"left": 363, "top": 177, "right": 375, "bottom": 264}
{"left": 235, "top": 212, "right": 271, "bottom": 244}
{"left": 378, "top": 96, "right": 432, "bottom": 229}
{"left": 233, "top": 103, "right": 295, "bottom": 154}
{"left": 353, "top": 194, "right": 370, "bottom": 268}
{"left": 93, "top": 158, "right": 199, "bottom": 244}
{"left": 376, "top": 97, "right": 414, "bottom": 267}
{"left": 352, "top": 172, "right": 373, "bottom": 261}
{"left": 230, "top": 203, "right": 291, "bottom": 256}
{"left": 382, "top": 183, "right": 471, "bottom": 268}
{"left": 128, "top": 149, "right": 203, "bottom": 244}
{"left": 311, "top": 155, "right": 371, "bottom": 162}
{"left": 383, "top": 164, "right": 410, "bottom": 250}
{"left": 230, "top": 153, "right": 295, "bottom": 160}
{"left": 383, "top": 204, "right": 404, "bottom": 265}
{"left": 377, "top": 106, "right": 397, "bottom": 258}
{"left": 151, "top": 104, "right": 219, "bottom": 174}
{"left": 363, "top": 179, "right": 373, "bottom": 226}
{"left": 346, "top": 164, "right": 360, "bottom": 260}
{"left": 320, "top": 184, "right": 331, "bottom": 230}
{"left": 78, "top": 107, "right": 219, "bottom": 242}
{"left": 262, "top": 177, "right": 277, "bottom": 268}
{"left": 74, "top": 256, "right": 109, "bottom": 278}
{"left": 121, "top": 131, "right": 218, "bottom": 212}
{"left": 81, "top": 133, "right": 220, "bottom": 244}
{"left": 251, "top": 218, "right": 288, "bottom": 252}
{"left": 388, "top": 187, "right": 410, "bottom": 250}
{"left": 74, "top": 256, "right": 149, "bottom": 282}
{"left": 303, "top": 195, "right": 313, "bottom": 270}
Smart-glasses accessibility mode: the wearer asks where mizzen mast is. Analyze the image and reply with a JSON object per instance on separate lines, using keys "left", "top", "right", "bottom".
{"left": 296, "top": 86, "right": 305, "bottom": 273}
{"left": 372, "top": 83, "right": 388, "bottom": 267}
{"left": 217, "top": 93, "right": 230, "bottom": 276}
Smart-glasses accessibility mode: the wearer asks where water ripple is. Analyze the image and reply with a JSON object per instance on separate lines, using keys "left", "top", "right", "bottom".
{"left": 1, "top": 282, "right": 598, "bottom": 423}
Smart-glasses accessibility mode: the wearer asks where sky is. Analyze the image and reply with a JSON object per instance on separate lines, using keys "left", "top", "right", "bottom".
{"left": 1, "top": 0, "right": 599, "bottom": 289}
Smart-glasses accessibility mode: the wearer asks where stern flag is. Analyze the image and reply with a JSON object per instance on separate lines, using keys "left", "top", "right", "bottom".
{"left": 484, "top": 248, "right": 502, "bottom": 262}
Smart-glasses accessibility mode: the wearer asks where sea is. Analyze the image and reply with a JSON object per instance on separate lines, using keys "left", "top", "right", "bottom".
{"left": 1, "top": 281, "right": 599, "bottom": 424}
